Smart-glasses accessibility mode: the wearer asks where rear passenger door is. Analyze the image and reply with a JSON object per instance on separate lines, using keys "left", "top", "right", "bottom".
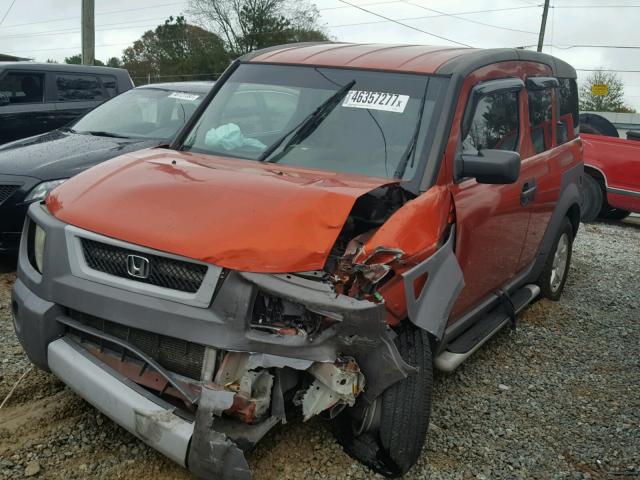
{"left": 517, "top": 78, "right": 563, "bottom": 270}
{"left": 52, "top": 72, "right": 105, "bottom": 129}
{"left": 450, "top": 81, "right": 531, "bottom": 316}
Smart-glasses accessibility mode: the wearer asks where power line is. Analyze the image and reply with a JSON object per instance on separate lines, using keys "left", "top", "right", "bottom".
{"left": 576, "top": 68, "right": 640, "bottom": 73}
{"left": 0, "top": 17, "right": 172, "bottom": 39}
{"left": 551, "top": 4, "right": 640, "bottom": 7}
{"left": 337, "top": 0, "right": 472, "bottom": 47}
{"left": 0, "top": 1, "right": 187, "bottom": 30}
{"left": 400, "top": 1, "right": 538, "bottom": 34}
{"left": 0, "top": 0, "right": 16, "bottom": 26}
{"left": 523, "top": 44, "right": 640, "bottom": 50}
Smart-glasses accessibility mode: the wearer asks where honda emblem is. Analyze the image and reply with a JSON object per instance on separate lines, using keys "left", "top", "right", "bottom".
{"left": 126, "top": 254, "right": 150, "bottom": 279}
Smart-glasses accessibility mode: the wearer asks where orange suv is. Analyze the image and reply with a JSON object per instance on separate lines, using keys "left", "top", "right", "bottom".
{"left": 12, "top": 44, "right": 582, "bottom": 479}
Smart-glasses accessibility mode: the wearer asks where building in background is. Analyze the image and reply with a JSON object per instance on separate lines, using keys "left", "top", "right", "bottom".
{"left": 0, "top": 54, "right": 29, "bottom": 62}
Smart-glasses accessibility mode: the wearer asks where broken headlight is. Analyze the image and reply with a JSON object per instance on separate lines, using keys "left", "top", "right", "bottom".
{"left": 250, "top": 293, "right": 331, "bottom": 338}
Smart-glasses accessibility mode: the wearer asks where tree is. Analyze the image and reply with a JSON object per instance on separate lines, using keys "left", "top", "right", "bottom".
{"left": 188, "top": 0, "right": 329, "bottom": 55}
{"left": 63, "top": 54, "right": 105, "bottom": 66}
{"left": 105, "top": 57, "right": 122, "bottom": 68}
{"left": 120, "top": 16, "right": 229, "bottom": 83}
{"left": 579, "top": 70, "right": 636, "bottom": 113}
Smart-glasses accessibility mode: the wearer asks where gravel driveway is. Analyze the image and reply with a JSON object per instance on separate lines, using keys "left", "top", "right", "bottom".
{"left": 1, "top": 218, "right": 638, "bottom": 480}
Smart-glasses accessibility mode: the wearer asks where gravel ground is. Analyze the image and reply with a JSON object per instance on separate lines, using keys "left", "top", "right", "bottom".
{"left": 0, "top": 217, "right": 638, "bottom": 480}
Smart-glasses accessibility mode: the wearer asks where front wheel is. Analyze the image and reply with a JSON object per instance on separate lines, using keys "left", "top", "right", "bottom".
{"left": 537, "top": 217, "right": 574, "bottom": 300}
{"left": 334, "top": 324, "right": 433, "bottom": 477}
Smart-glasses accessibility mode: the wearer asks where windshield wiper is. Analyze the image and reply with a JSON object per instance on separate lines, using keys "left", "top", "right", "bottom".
{"left": 258, "top": 79, "right": 356, "bottom": 162}
{"left": 394, "top": 80, "right": 430, "bottom": 179}
{"left": 82, "top": 130, "right": 130, "bottom": 139}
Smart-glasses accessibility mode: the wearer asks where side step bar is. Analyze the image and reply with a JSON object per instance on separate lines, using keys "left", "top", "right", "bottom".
{"left": 435, "top": 284, "right": 540, "bottom": 372}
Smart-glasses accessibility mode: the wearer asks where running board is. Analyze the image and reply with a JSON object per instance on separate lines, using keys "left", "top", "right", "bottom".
{"left": 435, "top": 284, "right": 540, "bottom": 372}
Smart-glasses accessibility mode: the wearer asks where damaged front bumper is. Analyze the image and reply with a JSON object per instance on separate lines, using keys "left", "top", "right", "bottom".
{"left": 11, "top": 204, "right": 414, "bottom": 480}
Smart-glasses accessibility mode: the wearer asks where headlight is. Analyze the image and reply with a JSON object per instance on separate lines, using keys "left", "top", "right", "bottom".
{"left": 24, "top": 179, "right": 68, "bottom": 203}
{"left": 33, "top": 224, "right": 46, "bottom": 273}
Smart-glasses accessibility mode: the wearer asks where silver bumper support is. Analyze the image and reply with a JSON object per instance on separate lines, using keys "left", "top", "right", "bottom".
{"left": 47, "top": 337, "right": 194, "bottom": 466}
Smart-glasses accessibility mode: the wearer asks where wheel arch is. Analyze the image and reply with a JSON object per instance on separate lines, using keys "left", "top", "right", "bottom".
{"left": 566, "top": 202, "right": 581, "bottom": 236}
{"left": 584, "top": 164, "right": 608, "bottom": 190}
{"left": 526, "top": 163, "right": 582, "bottom": 283}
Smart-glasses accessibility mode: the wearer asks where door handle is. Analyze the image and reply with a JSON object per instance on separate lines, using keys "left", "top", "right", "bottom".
{"left": 521, "top": 179, "right": 537, "bottom": 206}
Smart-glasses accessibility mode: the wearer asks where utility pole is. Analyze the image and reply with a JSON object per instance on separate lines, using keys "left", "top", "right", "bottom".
{"left": 537, "top": 0, "right": 550, "bottom": 52}
{"left": 81, "top": 0, "right": 95, "bottom": 65}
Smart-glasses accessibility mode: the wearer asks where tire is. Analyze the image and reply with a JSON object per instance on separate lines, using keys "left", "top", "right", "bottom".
{"left": 333, "top": 324, "right": 433, "bottom": 477}
{"left": 601, "top": 208, "right": 630, "bottom": 221}
{"left": 579, "top": 113, "right": 619, "bottom": 137}
{"left": 581, "top": 174, "right": 603, "bottom": 222}
{"left": 536, "top": 217, "right": 574, "bottom": 301}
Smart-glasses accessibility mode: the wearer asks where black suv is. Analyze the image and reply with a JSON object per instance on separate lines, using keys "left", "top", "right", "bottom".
{"left": 0, "top": 62, "right": 133, "bottom": 144}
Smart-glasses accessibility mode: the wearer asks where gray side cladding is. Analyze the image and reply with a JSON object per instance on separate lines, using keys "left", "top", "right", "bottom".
{"left": 435, "top": 48, "right": 577, "bottom": 79}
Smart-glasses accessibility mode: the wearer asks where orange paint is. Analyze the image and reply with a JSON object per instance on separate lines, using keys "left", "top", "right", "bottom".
{"left": 353, "top": 186, "right": 453, "bottom": 324}
{"left": 48, "top": 149, "right": 397, "bottom": 273}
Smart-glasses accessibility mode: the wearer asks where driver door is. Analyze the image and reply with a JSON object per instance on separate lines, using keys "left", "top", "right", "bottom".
{"left": 449, "top": 81, "right": 531, "bottom": 319}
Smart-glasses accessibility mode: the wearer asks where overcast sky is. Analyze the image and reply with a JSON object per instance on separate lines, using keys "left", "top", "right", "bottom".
{"left": 1, "top": 0, "right": 639, "bottom": 108}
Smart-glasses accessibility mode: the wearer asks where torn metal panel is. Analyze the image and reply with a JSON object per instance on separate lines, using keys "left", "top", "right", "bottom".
{"left": 356, "top": 185, "right": 452, "bottom": 263}
{"left": 402, "top": 227, "right": 465, "bottom": 339}
{"left": 357, "top": 333, "right": 417, "bottom": 403}
{"left": 246, "top": 353, "right": 313, "bottom": 371}
{"left": 240, "top": 271, "right": 389, "bottom": 357}
{"left": 188, "top": 386, "right": 251, "bottom": 480}
{"left": 297, "top": 358, "right": 365, "bottom": 421}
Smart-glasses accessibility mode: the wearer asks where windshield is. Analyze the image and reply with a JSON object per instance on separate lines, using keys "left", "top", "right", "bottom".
{"left": 73, "top": 87, "right": 206, "bottom": 140}
{"left": 182, "top": 64, "right": 447, "bottom": 180}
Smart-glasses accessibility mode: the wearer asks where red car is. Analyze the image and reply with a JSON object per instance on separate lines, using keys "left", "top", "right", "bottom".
{"left": 581, "top": 132, "right": 640, "bottom": 221}
{"left": 12, "top": 44, "right": 582, "bottom": 479}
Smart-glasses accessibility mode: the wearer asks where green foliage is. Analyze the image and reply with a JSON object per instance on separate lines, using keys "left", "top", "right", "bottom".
{"left": 188, "top": 0, "right": 329, "bottom": 55}
{"left": 63, "top": 54, "right": 105, "bottom": 66}
{"left": 579, "top": 70, "right": 636, "bottom": 113}
{"left": 121, "top": 16, "right": 229, "bottom": 83}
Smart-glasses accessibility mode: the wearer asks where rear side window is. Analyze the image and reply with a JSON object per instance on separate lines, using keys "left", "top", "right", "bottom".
{"left": 0, "top": 72, "right": 45, "bottom": 104}
{"left": 56, "top": 74, "right": 104, "bottom": 101}
{"left": 463, "top": 91, "right": 519, "bottom": 153}
{"left": 100, "top": 75, "right": 118, "bottom": 98}
{"left": 557, "top": 78, "right": 579, "bottom": 142}
{"left": 528, "top": 88, "right": 553, "bottom": 154}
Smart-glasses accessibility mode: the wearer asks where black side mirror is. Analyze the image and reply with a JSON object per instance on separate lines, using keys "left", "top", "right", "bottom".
{"left": 461, "top": 149, "right": 521, "bottom": 184}
{"left": 0, "top": 94, "right": 9, "bottom": 107}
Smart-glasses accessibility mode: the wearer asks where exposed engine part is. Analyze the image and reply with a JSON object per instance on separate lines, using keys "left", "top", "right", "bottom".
{"left": 326, "top": 185, "right": 411, "bottom": 268}
{"left": 251, "top": 293, "right": 327, "bottom": 338}
{"left": 200, "top": 347, "right": 218, "bottom": 382}
{"left": 213, "top": 352, "right": 274, "bottom": 424}
{"left": 295, "top": 357, "right": 365, "bottom": 421}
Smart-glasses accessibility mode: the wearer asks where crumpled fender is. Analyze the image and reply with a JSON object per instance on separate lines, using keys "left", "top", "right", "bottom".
{"left": 351, "top": 186, "right": 455, "bottom": 324}
{"left": 354, "top": 185, "right": 452, "bottom": 265}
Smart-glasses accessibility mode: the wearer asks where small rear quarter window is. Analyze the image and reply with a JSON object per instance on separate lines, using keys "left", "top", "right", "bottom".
{"left": 557, "top": 78, "right": 579, "bottom": 142}
{"left": 56, "top": 73, "right": 104, "bottom": 101}
{"left": 100, "top": 75, "right": 118, "bottom": 98}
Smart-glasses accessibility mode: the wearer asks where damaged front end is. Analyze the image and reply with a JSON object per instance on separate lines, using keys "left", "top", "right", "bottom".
{"left": 34, "top": 182, "right": 456, "bottom": 480}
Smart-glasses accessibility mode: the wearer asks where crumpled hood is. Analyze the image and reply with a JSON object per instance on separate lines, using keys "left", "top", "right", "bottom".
{"left": 0, "top": 129, "right": 160, "bottom": 180}
{"left": 48, "top": 149, "right": 397, "bottom": 272}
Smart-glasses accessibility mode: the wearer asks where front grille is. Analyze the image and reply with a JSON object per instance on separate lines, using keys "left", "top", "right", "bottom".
{"left": 81, "top": 238, "right": 207, "bottom": 293}
{"left": 67, "top": 309, "right": 206, "bottom": 380}
{"left": 0, "top": 185, "right": 19, "bottom": 206}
